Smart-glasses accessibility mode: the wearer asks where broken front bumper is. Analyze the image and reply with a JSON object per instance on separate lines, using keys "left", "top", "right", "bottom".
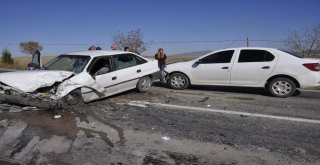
{"left": 0, "top": 93, "right": 59, "bottom": 109}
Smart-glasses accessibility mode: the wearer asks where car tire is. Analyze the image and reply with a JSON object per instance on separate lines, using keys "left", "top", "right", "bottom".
{"left": 267, "top": 78, "right": 296, "bottom": 98}
{"left": 167, "top": 73, "right": 189, "bottom": 90}
{"left": 60, "top": 89, "right": 84, "bottom": 108}
{"left": 137, "top": 76, "right": 152, "bottom": 92}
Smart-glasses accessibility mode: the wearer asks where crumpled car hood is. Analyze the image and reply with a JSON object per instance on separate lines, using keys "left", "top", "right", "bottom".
{"left": 0, "top": 70, "right": 74, "bottom": 92}
{"left": 55, "top": 71, "right": 105, "bottom": 99}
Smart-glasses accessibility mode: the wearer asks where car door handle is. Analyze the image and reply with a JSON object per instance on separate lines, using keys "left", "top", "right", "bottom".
{"left": 262, "top": 66, "right": 270, "bottom": 69}
{"left": 112, "top": 76, "right": 117, "bottom": 80}
{"left": 137, "top": 69, "right": 141, "bottom": 73}
{"left": 221, "top": 67, "right": 229, "bottom": 69}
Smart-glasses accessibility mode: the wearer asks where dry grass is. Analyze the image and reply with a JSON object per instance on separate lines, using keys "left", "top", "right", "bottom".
{"left": 145, "top": 55, "right": 199, "bottom": 64}
{"left": 0, "top": 56, "right": 55, "bottom": 70}
{"left": 166, "top": 56, "right": 199, "bottom": 64}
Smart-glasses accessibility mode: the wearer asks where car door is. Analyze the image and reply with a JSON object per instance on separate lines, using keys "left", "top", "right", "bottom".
{"left": 231, "top": 49, "right": 278, "bottom": 86}
{"left": 86, "top": 56, "right": 121, "bottom": 98}
{"left": 111, "top": 53, "right": 147, "bottom": 93}
{"left": 191, "top": 50, "right": 235, "bottom": 85}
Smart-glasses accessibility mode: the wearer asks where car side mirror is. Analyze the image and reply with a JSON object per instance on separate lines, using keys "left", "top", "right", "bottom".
{"left": 28, "top": 63, "right": 39, "bottom": 68}
{"left": 195, "top": 59, "right": 202, "bottom": 65}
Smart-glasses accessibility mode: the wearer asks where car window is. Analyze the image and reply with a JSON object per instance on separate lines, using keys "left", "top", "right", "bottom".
{"left": 278, "top": 49, "right": 303, "bottom": 58}
{"left": 43, "top": 55, "right": 90, "bottom": 74}
{"left": 134, "top": 55, "right": 148, "bottom": 65}
{"left": 113, "top": 54, "right": 137, "bottom": 70}
{"left": 201, "top": 50, "right": 234, "bottom": 64}
{"left": 88, "top": 57, "right": 112, "bottom": 76}
{"left": 238, "top": 50, "right": 275, "bottom": 63}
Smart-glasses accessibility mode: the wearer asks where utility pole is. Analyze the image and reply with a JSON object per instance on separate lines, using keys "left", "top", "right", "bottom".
{"left": 246, "top": 37, "right": 249, "bottom": 47}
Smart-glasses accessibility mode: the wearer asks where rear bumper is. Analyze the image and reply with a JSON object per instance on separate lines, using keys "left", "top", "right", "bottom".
{"left": 297, "top": 71, "right": 320, "bottom": 88}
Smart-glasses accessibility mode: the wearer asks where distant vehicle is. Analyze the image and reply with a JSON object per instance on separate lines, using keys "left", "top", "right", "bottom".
{"left": 164, "top": 47, "right": 320, "bottom": 97}
{"left": 0, "top": 51, "right": 159, "bottom": 108}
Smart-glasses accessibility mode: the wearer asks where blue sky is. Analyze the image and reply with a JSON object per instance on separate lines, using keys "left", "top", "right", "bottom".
{"left": 0, "top": 0, "right": 319, "bottom": 56}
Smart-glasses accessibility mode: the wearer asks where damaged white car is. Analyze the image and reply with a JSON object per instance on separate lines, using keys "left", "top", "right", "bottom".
{"left": 0, "top": 51, "right": 159, "bottom": 108}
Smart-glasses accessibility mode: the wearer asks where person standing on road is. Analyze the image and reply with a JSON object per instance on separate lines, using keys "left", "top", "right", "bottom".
{"left": 29, "top": 50, "right": 41, "bottom": 70}
{"left": 155, "top": 48, "right": 167, "bottom": 83}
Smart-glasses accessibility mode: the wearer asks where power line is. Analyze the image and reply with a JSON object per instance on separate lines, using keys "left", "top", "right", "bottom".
{"left": 0, "top": 40, "right": 319, "bottom": 46}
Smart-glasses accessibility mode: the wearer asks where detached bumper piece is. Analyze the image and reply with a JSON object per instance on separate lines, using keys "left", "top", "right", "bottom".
{"left": 0, "top": 93, "right": 58, "bottom": 109}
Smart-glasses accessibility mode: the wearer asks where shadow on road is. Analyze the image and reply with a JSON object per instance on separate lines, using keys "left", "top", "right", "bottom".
{"left": 153, "top": 82, "right": 302, "bottom": 97}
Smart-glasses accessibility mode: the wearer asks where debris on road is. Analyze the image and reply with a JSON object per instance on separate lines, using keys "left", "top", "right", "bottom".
{"left": 199, "top": 97, "right": 209, "bottom": 102}
{"left": 161, "top": 136, "right": 170, "bottom": 141}
{"left": 53, "top": 114, "right": 62, "bottom": 119}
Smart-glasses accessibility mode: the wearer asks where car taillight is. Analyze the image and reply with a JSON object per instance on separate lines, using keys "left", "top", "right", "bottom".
{"left": 303, "top": 63, "right": 320, "bottom": 71}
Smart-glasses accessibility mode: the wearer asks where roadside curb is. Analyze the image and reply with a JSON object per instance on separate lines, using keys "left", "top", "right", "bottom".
{"left": 298, "top": 89, "right": 320, "bottom": 98}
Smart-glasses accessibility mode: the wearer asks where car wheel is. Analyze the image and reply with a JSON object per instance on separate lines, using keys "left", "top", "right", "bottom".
{"left": 168, "top": 73, "right": 189, "bottom": 90}
{"left": 60, "top": 89, "right": 84, "bottom": 108}
{"left": 267, "top": 78, "right": 296, "bottom": 98}
{"left": 137, "top": 76, "right": 152, "bottom": 92}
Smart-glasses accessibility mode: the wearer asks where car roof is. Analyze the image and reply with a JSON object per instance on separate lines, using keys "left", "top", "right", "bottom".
{"left": 220, "top": 47, "right": 277, "bottom": 51}
{"left": 64, "top": 50, "right": 134, "bottom": 58}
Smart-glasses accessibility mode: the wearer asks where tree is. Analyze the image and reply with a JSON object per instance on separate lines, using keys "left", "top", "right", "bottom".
{"left": 1, "top": 48, "right": 14, "bottom": 64}
{"left": 112, "top": 28, "right": 150, "bottom": 54}
{"left": 19, "top": 41, "right": 43, "bottom": 55}
{"left": 285, "top": 24, "right": 320, "bottom": 57}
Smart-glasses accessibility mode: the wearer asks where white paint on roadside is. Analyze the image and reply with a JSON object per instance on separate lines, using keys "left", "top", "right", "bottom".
{"left": 128, "top": 102, "right": 148, "bottom": 108}
{"left": 128, "top": 101, "right": 320, "bottom": 124}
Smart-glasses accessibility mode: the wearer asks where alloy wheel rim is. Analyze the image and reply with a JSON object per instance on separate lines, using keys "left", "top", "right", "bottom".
{"left": 171, "top": 75, "right": 185, "bottom": 88}
{"left": 272, "top": 81, "right": 292, "bottom": 95}
{"left": 141, "top": 79, "right": 151, "bottom": 90}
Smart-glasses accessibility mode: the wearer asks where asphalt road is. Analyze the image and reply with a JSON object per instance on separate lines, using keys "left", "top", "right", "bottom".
{"left": 0, "top": 84, "right": 320, "bottom": 164}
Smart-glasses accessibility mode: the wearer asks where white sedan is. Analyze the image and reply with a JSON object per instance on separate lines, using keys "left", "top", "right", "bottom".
{"left": 0, "top": 50, "right": 159, "bottom": 108}
{"left": 164, "top": 47, "right": 320, "bottom": 97}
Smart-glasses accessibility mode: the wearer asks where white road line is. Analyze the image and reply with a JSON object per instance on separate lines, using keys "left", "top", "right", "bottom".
{"left": 128, "top": 101, "right": 320, "bottom": 124}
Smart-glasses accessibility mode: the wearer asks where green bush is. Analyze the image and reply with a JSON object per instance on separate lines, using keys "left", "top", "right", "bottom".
{"left": 1, "top": 48, "right": 14, "bottom": 64}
